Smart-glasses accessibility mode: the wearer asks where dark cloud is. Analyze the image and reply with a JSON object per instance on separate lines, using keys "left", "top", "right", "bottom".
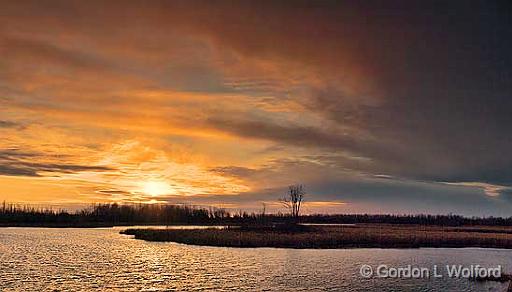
{"left": 2, "top": 1, "right": 512, "bottom": 213}
{"left": 0, "top": 149, "right": 38, "bottom": 160}
{"left": 0, "top": 149, "right": 113, "bottom": 177}
{"left": 300, "top": 179, "right": 512, "bottom": 216}
{"left": 95, "top": 189, "right": 133, "bottom": 196}
{"left": 152, "top": 179, "right": 512, "bottom": 217}
{"left": 1, "top": 36, "right": 111, "bottom": 72}
{"left": 0, "top": 165, "right": 39, "bottom": 177}
{"left": 304, "top": 88, "right": 512, "bottom": 186}
{"left": 204, "top": 157, "right": 512, "bottom": 216}
{"left": 208, "top": 117, "right": 359, "bottom": 150}
{"left": 18, "top": 162, "right": 112, "bottom": 174}
{"left": 209, "top": 166, "right": 258, "bottom": 179}
{"left": 188, "top": 2, "right": 512, "bottom": 188}
{"left": 0, "top": 120, "right": 20, "bottom": 128}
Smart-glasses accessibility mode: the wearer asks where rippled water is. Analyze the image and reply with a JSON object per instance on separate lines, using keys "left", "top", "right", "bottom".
{"left": 0, "top": 227, "right": 510, "bottom": 291}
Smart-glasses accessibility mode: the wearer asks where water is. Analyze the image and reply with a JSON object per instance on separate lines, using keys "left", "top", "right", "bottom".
{"left": 0, "top": 227, "right": 510, "bottom": 291}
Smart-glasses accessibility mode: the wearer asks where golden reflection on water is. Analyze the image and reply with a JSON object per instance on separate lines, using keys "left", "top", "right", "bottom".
{"left": 0, "top": 227, "right": 509, "bottom": 291}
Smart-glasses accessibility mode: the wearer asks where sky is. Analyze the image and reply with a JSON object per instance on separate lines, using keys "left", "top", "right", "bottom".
{"left": 1, "top": 1, "right": 512, "bottom": 216}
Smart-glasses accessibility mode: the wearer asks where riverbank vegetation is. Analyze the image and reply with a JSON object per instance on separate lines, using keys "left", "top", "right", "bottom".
{"left": 3, "top": 201, "right": 512, "bottom": 227}
{"left": 0, "top": 202, "right": 221, "bottom": 227}
{"left": 121, "top": 224, "right": 512, "bottom": 249}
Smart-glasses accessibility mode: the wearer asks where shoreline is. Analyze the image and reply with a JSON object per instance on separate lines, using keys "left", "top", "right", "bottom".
{"left": 121, "top": 224, "right": 512, "bottom": 249}
{"left": 0, "top": 223, "right": 225, "bottom": 228}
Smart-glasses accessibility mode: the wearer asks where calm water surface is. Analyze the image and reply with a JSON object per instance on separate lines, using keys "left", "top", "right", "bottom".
{"left": 0, "top": 227, "right": 510, "bottom": 291}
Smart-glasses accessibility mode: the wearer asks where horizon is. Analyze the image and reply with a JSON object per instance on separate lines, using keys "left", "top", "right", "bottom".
{"left": 2, "top": 1, "right": 512, "bottom": 216}
{"left": 3, "top": 200, "right": 512, "bottom": 219}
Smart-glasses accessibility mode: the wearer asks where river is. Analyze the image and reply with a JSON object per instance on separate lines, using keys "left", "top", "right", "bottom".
{"left": 0, "top": 227, "right": 510, "bottom": 291}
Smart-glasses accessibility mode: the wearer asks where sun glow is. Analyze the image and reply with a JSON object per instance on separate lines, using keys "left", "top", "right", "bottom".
{"left": 142, "top": 181, "right": 174, "bottom": 196}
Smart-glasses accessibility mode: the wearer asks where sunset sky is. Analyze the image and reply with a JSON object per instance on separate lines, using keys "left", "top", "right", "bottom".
{"left": 1, "top": 1, "right": 512, "bottom": 215}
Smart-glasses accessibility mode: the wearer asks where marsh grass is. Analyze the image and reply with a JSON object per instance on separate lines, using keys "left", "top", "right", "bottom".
{"left": 121, "top": 224, "right": 512, "bottom": 249}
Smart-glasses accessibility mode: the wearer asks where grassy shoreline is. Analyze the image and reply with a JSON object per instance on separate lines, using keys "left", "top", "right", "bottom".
{"left": 121, "top": 224, "right": 512, "bottom": 249}
{"left": 0, "top": 223, "right": 225, "bottom": 228}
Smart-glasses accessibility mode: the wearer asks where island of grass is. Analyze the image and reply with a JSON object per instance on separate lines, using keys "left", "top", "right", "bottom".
{"left": 121, "top": 224, "right": 512, "bottom": 249}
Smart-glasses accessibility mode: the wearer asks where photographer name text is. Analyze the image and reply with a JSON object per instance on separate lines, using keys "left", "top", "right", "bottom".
{"left": 359, "top": 264, "right": 502, "bottom": 279}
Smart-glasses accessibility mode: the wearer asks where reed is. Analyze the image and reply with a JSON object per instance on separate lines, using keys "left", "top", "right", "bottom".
{"left": 121, "top": 224, "right": 512, "bottom": 249}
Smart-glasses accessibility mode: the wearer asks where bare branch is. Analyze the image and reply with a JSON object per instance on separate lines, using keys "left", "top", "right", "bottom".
{"left": 279, "top": 184, "right": 306, "bottom": 221}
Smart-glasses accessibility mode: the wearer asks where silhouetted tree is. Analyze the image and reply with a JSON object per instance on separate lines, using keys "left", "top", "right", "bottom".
{"left": 280, "top": 184, "right": 305, "bottom": 222}
{"left": 4, "top": 200, "right": 512, "bottom": 227}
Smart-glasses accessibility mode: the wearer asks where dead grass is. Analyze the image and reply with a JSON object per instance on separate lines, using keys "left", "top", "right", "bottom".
{"left": 121, "top": 224, "right": 512, "bottom": 249}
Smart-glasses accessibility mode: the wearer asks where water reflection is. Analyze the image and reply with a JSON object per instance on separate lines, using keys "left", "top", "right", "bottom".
{"left": 0, "top": 227, "right": 510, "bottom": 291}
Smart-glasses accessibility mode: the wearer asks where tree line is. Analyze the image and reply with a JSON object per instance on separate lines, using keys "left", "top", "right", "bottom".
{"left": 0, "top": 202, "right": 228, "bottom": 226}
{"left": 2, "top": 201, "right": 512, "bottom": 227}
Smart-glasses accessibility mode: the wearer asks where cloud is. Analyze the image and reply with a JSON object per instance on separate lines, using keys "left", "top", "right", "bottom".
{"left": 1, "top": 36, "right": 112, "bottom": 72}
{"left": 0, "top": 120, "right": 21, "bottom": 128}
{"left": 209, "top": 166, "right": 258, "bottom": 179}
{"left": 0, "top": 165, "right": 39, "bottom": 177}
{"left": 0, "top": 149, "right": 40, "bottom": 160}
{"left": 1, "top": 1, "right": 512, "bottom": 214}
{"left": 0, "top": 149, "right": 113, "bottom": 177}
{"left": 443, "top": 182, "right": 510, "bottom": 197}
{"left": 208, "top": 117, "right": 358, "bottom": 150}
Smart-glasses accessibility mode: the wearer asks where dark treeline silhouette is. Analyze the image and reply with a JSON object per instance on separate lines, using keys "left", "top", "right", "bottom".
{"left": 230, "top": 213, "right": 512, "bottom": 227}
{"left": 300, "top": 213, "right": 512, "bottom": 226}
{"left": 2, "top": 201, "right": 512, "bottom": 227}
{"left": 0, "top": 202, "right": 228, "bottom": 227}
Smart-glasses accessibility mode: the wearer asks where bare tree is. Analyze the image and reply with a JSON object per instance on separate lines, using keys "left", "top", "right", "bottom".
{"left": 259, "top": 202, "right": 267, "bottom": 224}
{"left": 279, "top": 184, "right": 305, "bottom": 221}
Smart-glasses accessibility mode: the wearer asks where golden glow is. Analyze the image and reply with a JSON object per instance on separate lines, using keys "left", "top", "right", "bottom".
{"left": 141, "top": 181, "right": 174, "bottom": 197}
{"left": 0, "top": 2, "right": 371, "bottom": 212}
